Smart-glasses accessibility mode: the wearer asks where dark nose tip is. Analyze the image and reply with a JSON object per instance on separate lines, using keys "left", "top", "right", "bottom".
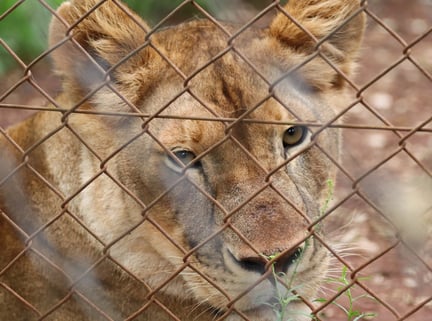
{"left": 232, "top": 247, "right": 304, "bottom": 275}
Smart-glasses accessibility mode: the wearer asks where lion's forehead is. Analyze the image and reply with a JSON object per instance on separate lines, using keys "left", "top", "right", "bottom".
{"left": 154, "top": 20, "right": 266, "bottom": 75}
{"left": 152, "top": 21, "right": 318, "bottom": 111}
{"left": 135, "top": 30, "right": 336, "bottom": 131}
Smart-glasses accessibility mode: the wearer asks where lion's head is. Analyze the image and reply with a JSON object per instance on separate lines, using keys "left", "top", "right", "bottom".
{"left": 2, "top": 0, "right": 366, "bottom": 319}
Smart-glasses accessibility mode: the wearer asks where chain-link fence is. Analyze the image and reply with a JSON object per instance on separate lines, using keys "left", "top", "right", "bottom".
{"left": 1, "top": 0, "right": 431, "bottom": 320}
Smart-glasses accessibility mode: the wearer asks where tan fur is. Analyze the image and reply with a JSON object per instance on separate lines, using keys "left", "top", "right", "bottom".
{"left": 0, "top": 1, "right": 365, "bottom": 320}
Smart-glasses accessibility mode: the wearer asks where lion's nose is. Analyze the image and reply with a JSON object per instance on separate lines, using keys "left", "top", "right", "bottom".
{"left": 231, "top": 246, "right": 304, "bottom": 275}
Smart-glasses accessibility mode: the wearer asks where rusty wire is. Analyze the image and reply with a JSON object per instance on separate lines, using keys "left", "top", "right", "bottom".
{"left": 0, "top": 0, "right": 431, "bottom": 320}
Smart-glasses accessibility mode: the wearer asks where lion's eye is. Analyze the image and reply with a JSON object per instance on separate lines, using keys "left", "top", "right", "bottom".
{"left": 173, "top": 150, "right": 195, "bottom": 165}
{"left": 165, "top": 148, "right": 200, "bottom": 172}
{"left": 283, "top": 126, "right": 308, "bottom": 148}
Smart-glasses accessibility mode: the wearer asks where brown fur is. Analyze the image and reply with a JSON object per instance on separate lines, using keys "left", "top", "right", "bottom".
{"left": 0, "top": 0, "right": 365, "bottom": 320}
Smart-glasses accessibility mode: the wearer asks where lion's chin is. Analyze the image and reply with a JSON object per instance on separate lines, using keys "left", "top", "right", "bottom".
{"left": 223, "top": 301, "right": 312, "bottom": 321}
{"left": 210, "top": 287, "right": 312, "bottom": 321}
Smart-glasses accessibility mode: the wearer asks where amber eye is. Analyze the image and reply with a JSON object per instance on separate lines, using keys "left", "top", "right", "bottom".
{"left": 283, "top": 126, "right": 307, "bottom": 148}
{"left": 166, "top": 148, "right": 200, "bottom": 172}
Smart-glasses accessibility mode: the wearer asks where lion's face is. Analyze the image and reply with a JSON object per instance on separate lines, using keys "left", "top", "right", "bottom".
{"left": 110, "top": 51, "right": 340, "bottom": 314}
{"left": 42, "top": 0, "right": 365, "bottom": 318}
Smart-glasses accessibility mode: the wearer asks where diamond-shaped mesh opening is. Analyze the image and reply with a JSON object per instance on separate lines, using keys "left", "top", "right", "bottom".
{"left": 1, "top": 0, "right": 431, "bottom": 320}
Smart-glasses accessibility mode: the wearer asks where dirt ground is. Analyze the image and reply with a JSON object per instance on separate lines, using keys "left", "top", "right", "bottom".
{"left": 1, "top": 1, "right": 431, "bottom": 320}
{"left": 320, "top": 0, "right": 432, "bottom": 320}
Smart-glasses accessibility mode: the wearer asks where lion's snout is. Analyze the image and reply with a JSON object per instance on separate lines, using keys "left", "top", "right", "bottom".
{"left": 227, "top": 245, "right": 304, "bottom": 275}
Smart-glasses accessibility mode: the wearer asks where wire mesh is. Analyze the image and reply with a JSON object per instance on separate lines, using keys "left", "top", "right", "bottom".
{"left": 0, "top": 0, "right": 431, "bottom": 320}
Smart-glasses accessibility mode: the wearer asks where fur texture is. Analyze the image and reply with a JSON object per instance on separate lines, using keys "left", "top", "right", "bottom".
{"left": 0, "top": 0, "right": 365, "bottom": 320}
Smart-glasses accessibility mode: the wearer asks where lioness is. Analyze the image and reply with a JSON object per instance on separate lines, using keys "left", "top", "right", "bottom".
{"left": 0, "top": 0, "right": 365, "bottom": 320}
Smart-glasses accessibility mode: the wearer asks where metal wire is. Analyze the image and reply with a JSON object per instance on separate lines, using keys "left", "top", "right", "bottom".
{"left": 0, "top": 0, "right": 431, "bottom": 320}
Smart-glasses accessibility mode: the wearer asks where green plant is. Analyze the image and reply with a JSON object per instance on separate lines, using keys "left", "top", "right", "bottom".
{"left": 309, "top": 178, "right": 335, "bottom": 234}
{"left": 320, "top": 179, "right": 335, "bottom": 216}
{"left": 315, "top": 266, "right": 377, "bottom": 321}
{"left": 267, "top": 253, "right": 301, "bottom": 321}
{"left": 263, "top": 179, "right": 334, "bottom": 320}
{"left": 265, "top": 179, "right": 376, "bottom": 321}
{"left": 265, "top": 238, "right": 314, "bottom": 321}
{"left": 314, "top": 179, "right": 377, "bottom": 320}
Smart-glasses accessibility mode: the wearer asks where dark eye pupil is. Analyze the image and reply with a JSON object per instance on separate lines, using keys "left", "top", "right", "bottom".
{"left": 170, "top": 150, "right": 201, "bottom": 169}
{"left": 175, "top": 150, "right": 190, "bottom": 159}
{"left": 287, "top": 127, "right": 298, "bottom": 136}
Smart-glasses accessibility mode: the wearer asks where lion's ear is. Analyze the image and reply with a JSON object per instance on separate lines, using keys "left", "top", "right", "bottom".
{"left": 49, "top": 0, "right": 159, "bottom": 103}
{"left": 269, "top": 0, "right": 366, "bottom": 88}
